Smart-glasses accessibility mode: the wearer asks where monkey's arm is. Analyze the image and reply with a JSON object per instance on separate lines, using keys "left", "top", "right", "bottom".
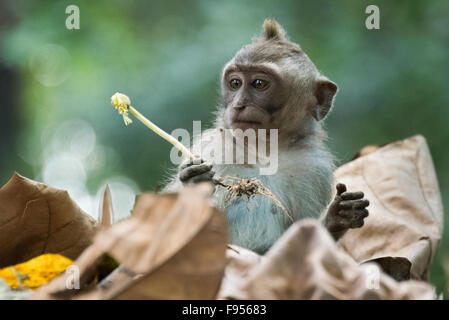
{"left": 323, "top": 183, "right": 370, "bottom": 241}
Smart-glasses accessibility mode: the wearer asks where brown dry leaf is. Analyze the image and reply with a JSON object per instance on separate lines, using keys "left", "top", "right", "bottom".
{"left": 0, "top": 173, "right": 98, "bottom": 268}
{"left": 217, "top": 245, "right": 265, "bottom": 299}
{"left": 224, "top": 219, "right": 435, "bottom": 300}
{"left": 335, "top": 135, "right": 443, "bottom": 281}
{"left": 32, "top": 182, "right": 228, "bottom": 300}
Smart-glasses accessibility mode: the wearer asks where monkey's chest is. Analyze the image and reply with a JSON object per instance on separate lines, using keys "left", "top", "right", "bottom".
{"left": 219, "top": 179, "right": 294, "bottom": 254}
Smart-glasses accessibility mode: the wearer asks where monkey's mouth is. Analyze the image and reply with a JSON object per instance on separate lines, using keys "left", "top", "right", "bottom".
{"left": 232, "top": 120, "right": 264, "bottom": 130}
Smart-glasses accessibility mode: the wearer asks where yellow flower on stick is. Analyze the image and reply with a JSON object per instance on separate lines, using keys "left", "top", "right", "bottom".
{"left": 111, "top": 92, "right": 133, "bottom": 125}
{"left": 110, "top": 92, "right": 194, "bottom": 160}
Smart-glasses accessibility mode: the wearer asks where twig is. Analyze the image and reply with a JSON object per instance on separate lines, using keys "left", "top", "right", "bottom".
{"left": 111, "top": 92, "right": 194, "bottom": 160}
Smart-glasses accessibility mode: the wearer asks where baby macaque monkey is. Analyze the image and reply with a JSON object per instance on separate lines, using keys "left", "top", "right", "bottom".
{"left": 165, "top": 19, "right": 369, "bottom": 254}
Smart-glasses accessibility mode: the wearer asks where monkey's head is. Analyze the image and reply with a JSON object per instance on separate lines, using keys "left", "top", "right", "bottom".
{"left": 218, "top": 19, "right": 338, "bottom": 142}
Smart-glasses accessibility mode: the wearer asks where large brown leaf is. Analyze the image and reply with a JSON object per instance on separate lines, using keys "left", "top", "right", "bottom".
{"left": 335, "top": 135, "right": 444, "bottom": 281}
{"left": 222, "top": 219, "right": 435, "bottom": 300}
{"left": 32, "top": 182, "right": 228, "bottom": 300}
{"left": 0, "top": 173, "right": 98, "bottom": 268}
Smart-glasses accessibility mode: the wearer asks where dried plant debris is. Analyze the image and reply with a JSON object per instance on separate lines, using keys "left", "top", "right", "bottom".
{"left": 336, "top": 135, "right": 443, "bottom": 281}
{"left": 0, "top": 173, "right": 98, "bottom": 268}
{"left": 32, "top": 183, "right": 228, "bottom": 300}
{"left": 224, "top": 219, "right": 436, "bottom": 300}
{"left": 216, "top": 176, "right": 292, "bottom": 222}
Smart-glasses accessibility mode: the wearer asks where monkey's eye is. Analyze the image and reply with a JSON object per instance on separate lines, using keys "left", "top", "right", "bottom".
{"left": 229, "top": 78, "right": 242, "bottom": 90}
{"left": 252, "top": 79, "right": 268, "bottom": 90}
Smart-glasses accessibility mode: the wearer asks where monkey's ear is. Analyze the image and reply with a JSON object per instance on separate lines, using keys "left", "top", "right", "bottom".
{"left": 312, "top": 78, "right": 338, "bottom": 121}
{"left": 263, "top": 18, "right": 287, "bottom": 41}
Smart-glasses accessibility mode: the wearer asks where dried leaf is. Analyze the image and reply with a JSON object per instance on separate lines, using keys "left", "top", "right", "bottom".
{"left": 32, "top": 182, "right": 228, "bottom": 300}
{"left": 0, "top": 173, "right": 98, "bottom": 268}
{"left": 335, "top": 135, "right": 444, "bottom": 281}
{"left": 227, "top": 219, "right": 435, "bottom": 300}
{"left": 217, "top": 245, "right": 265, "bottom": 299}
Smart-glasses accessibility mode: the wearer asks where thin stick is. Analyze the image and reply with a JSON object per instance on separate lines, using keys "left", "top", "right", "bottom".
{"left": 111, "top": 92, "right": 194, "bottom": 160}
{"left": 128, "top": 106, "right": 194, "bottom": 160}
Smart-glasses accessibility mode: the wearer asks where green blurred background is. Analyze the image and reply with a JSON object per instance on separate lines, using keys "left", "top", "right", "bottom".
{"left": 0, "top": 0, "right": 447, "bottom": 296}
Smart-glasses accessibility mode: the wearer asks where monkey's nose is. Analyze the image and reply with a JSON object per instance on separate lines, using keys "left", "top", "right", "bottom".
{"left": 233, "top": 105, "right": 246, "bottom": 111}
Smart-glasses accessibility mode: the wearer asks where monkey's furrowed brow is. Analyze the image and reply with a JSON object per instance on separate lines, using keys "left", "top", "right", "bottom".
{"left": 224, "top": 64, "right": 278, "bottom": 77}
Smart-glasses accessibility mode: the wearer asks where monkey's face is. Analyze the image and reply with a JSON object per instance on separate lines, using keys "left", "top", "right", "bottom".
{"left": 221, "top": 63, "right": 289, "bottom": 131}
{"left": 218, "top": 19, "right": 338, "bottom": 140}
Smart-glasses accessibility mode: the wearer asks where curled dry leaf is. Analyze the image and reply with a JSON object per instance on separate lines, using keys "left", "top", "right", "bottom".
{"left": 0, "top": 173, "right": 98, "bottom": 268}
{"left": 335, "top": 135, "right": 444, "bottom": 281}
{"left": 227, "top": 219, "right": 436, "bottom": 300}
{"left": 217, "top": 245, "right": 265, "bottom": 299}
{"left": 32, "top": 182, "right": 228, "bottom": 300}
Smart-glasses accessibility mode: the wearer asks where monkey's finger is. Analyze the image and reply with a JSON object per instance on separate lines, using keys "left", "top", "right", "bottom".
{"left": 338, "top": 208, "right": 369, "bottom": 219}
{"left": 179, "top": 163, "right": 213, "bottom": 182}
{"left": 335, "top": 216, "right": 352, "bottom": 229}
{"left": 336, "top": 183, "right": 347, "bottom": 196}
{"left": 350, "top": 209, "right": 369, "bottom": 228}
{"left": 179, "top": 161, "right": 192, "bottom": 171}
{"left": 340, "top": 191, "right": 364, "bottom": 201}
{"left": 339, "top": 199, "right": 370, "bottom": 209}
{"left": 187, "top": 171, "right": 215, "bottom": 184}
{"left": 179, "top": 163, "right": 212, "bottom": 180}
{"left": 360, "top": 208, "right": 369, "bottom": 219}
{"left": 337, "top": 210, "right": 355, "bottom": 218}
{"left": 179, "top": 158, "right": 206, "bottom": 171}
{"left": 351, "top": 219, "right": 365, "bottom": 229}
{"left": 335, "top": 209, "right": 368, "bottom": 230}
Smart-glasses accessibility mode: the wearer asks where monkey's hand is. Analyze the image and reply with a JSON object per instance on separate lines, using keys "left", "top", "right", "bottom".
{"left": 324, "top": 183, "right": 369, "bottom": 241}
{"left": 179, "top": 158, "right": 215, "bottom": 185}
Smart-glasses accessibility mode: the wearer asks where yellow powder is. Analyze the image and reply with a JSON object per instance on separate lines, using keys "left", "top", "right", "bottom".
{"left": 0, "top": 254, "right": 73, "bottom": 290}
